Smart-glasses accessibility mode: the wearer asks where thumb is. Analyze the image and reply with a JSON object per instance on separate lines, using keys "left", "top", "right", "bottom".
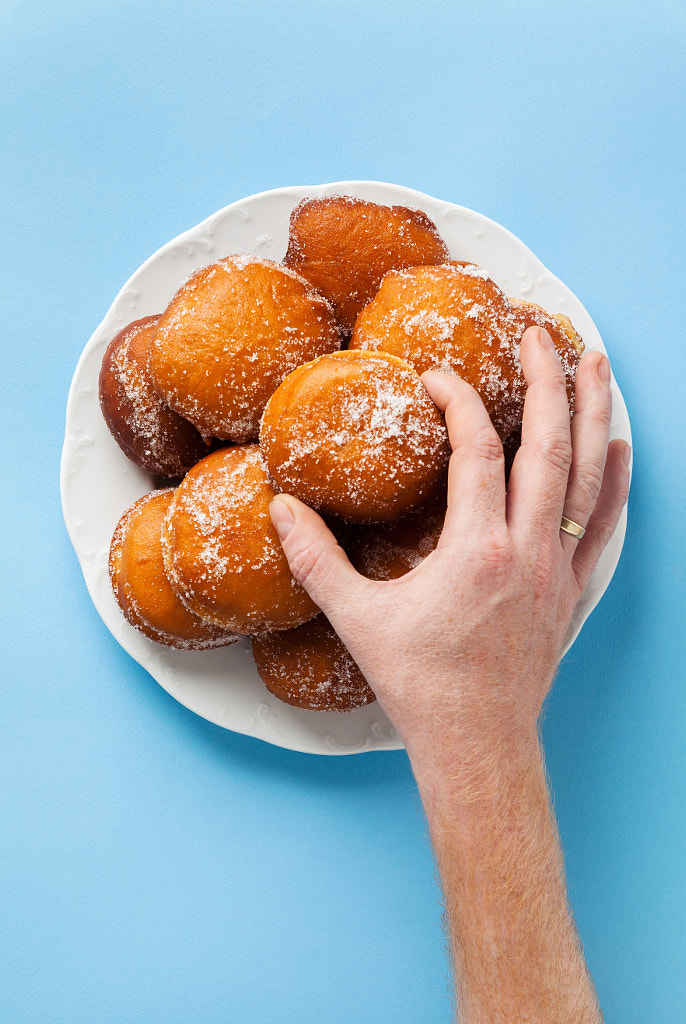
{"left": 269, "top": 494, "right": 371, "bottom": 621}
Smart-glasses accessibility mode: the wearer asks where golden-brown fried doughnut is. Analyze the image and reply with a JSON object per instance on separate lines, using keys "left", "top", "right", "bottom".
{"left": 99, "top": 315, "right": 208, "bottom": 477}
{"left": 251, "top": 614, "right": 375, "bottom": 712}
{"left": 148, "top": 255, "right": 340, "bottom": 443}
{"left": 260, "top": 350, "right": 451, "bottom": 523}
{"left": 283, "top": 195, "right": 450, "bottom": 335}
{"left": 346, "top": 499, "right": 446, "bottom": 581}
{"left": 109, "top": 490, "right": 239, "bottom": 650}
{"left": 161, "top": 445, "right": 319, "bottom": 633}
{"left": 508, "top": 296, "right": 584, "bottom": 388}
{"left": 349, "top": 263, "right": 584, "bottom": 440}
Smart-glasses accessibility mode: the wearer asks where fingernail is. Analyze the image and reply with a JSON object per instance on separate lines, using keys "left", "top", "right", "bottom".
{"left": 535, "top": 327, "right": 554, "bottom": 351}
{"left": 621, "top": 443, "right": 632, "bottom": 468}
{"left": 269, "top": 497, "right": 295, "bottom": 540}
{"left": 598, "top": 354, "right": 611, "bottom": 385}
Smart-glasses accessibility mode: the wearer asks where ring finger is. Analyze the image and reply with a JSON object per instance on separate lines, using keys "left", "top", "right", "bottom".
{"left": 559, "top": 350, "right": 613, "bottom": 551}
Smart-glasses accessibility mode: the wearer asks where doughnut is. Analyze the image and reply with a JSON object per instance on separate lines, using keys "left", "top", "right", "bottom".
{"left": 161, "top": 445, "right": 319, "bottom": 633}
{"left": 346, "top": 498, "right": 446, "bottom": 581}
{"left": 349, "top": 262, "right": 584, "bottom": 440}
{"left": 147, "top": 255, "right": 340, "bottom": 443}
{"left": 508, "top": 296, "right": 583, "bottom": 364}
{"left": 259, "top": 349, "right": 451, "bottom": 523}
{"left": 283, "top": 195, "right": 450, "bottom": 336}
{"left": 99, "top": 315, "right": 209, "bottom": 477}
{"left": 251, "top": 614, "right": 375, "bottom": 712}
{"left": 109, "top": 490, "right": 239, "bottom": 650}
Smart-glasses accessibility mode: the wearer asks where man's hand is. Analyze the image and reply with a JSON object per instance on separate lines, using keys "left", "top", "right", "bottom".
{"left": 269, "top": 326, "right": 630, "bottom": 758}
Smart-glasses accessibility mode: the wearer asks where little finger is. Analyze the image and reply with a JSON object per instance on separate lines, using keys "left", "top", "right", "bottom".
{"left": 571, "top": 439, "right": 632, "bottom": 595}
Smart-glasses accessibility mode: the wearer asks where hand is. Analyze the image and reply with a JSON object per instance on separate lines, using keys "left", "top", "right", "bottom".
{"left": 269, "top": 327, "right": 631, "bottom": 764}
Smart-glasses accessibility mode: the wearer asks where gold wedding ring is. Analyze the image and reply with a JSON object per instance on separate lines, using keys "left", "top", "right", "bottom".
{"left": 560, "top": 515, "right": 586, "bottom": 540}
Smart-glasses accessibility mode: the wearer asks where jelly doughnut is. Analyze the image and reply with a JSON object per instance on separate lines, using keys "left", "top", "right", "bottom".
{"left": 161, "top": 445, "right": 319, "bottom": 633}
{"left": 251, "top": 614, "right": 375, "bottom": 712}
{"left": 283, "top": 195, "right": 450, "bottom": 336}
{"left": 148, "top": 255, "right": 340, "bottom": 443}
{"left": 109, "top": 490, "right": 239, "bottom": 650}
{"left": 260, "top": 349, "right": 451, "bottom": 523}
{"left": 99, "top": 315, "right": 208, "bottom": 477}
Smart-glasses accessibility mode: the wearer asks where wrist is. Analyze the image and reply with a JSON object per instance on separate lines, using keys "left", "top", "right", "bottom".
{"left": 402, "top": 712, "right": 544, "bottom": 829}
{"left": 373, "top": 654, "right": 552, "bottom": 752}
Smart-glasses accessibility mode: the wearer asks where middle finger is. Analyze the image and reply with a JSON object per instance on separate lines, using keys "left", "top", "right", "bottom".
{"left": 507, "top": 326, "right": 574, "bottom": 543}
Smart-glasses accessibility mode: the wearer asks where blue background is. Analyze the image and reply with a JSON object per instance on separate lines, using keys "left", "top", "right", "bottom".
{"left": 2, "top": 2, "right": 685, "bottom": 1021}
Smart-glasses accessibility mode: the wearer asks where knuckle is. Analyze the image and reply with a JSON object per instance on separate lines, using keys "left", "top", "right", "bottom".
{"left": 288, "top": 539, "right": 339, "bottom": 591}
{"left": 288, "top": 542, "right": 320, "bottom": 585}
{"left": 571, "top": 461, "right": 604, "bottom": 510}
{"left": 594, "top": 520, "right": 617, "bottom": 553}
{"left": 573, "top": 380, "right": 612, "bottom": 429}
{"left": 534, "top": 428, "right": 572, "bottom": 474}
{"left": 591, "top": 492, "right": 628, "bottom": 555}
{"left": 464, "top": 424, "right": 504, "bottom": 464}
{"left": 472, "top": 528, "right": 515, "bottom": 580}
{"left": 592, "top": 400, "right": 613, "bottom": 431}
{"left": 618, "top": 472, "right": 631, "bottom": 508}
{"left": 536, "top": 369, "right": 567, "bottom": 396}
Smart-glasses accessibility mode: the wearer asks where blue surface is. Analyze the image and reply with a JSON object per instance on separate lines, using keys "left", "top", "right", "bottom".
{"left": 2, "top": 2, "right": 685, "bottom": 1021}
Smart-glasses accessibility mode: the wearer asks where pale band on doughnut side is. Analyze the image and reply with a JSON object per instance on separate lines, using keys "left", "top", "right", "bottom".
{"left": 560, "top": 515, "right": 586, "bottom": 540}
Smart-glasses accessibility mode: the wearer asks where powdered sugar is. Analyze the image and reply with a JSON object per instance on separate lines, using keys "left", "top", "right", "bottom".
{"left": 454, "top": 262, "right": 491, "bottom": 280}
{"left": 401, "top": 309, "right": 462, "bottom": 341}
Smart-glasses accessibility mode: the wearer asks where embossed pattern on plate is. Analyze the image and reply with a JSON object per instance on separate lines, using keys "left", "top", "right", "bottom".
{"left": 60, "top": 181, "right": 631, "bottom": 754}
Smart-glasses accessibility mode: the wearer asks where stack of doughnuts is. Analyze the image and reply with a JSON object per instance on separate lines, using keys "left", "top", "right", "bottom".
{"left": 101, "top": 194, "right": 583, "bottom": 713}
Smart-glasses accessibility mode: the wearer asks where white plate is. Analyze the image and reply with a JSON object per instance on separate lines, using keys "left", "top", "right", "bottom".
{"left": 61, "top": 181, "right": 631, "bottom": 755}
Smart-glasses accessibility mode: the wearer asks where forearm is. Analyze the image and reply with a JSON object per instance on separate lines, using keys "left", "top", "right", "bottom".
{"left": 407, "top": 720, "right": 603, "bottom": 1024}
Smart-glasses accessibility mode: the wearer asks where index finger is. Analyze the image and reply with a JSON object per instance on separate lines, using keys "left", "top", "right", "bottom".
{"left": 422, "top": 370, "right": 506, "bottom": 547}
{"left": 506, "top": 327, "right": 573, "bottom": 542}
